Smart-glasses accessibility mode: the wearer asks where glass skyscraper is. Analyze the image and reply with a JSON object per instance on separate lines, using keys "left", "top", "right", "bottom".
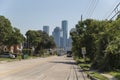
{"left": 62, "top": 20, "right": 68, "bottom": 51}
{"left": 43, "top": 26, "right": 49, "bottom": 35}
{"left": 52, "top": 27, "right": 61, "bottom": 48}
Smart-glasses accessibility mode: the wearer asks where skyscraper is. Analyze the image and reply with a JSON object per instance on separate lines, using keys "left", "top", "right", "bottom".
{"left": 43, "top": 26, "right": 49, "bottom": 35}
{"left": 60, "top": 29, "right": 63, "bottom": 48}
{"left": 67, "top": 28, "right": 76, "bottom": 51}
{"left": 52, "top": 27, "right": 61, "bottom": 48}
{"left": 62, "top": 20, "right": 68, "bottom": 51}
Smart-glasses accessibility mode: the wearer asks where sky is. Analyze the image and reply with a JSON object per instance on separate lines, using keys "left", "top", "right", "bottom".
{"left": 0, "top": 0, "right": 120, "bottom": 36}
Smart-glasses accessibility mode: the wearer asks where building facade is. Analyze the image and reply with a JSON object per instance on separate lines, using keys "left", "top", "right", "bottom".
{"left": 66, "top": 28, "right": 76, "bottom": 51}
{"left": 52, "top": 27, "right": 61, "bottom": 48}
{"left": 62, "top": 20, "right": 68, "bottom": 51}
{"left": 43, "top": 26, "right": 49, "bottom": 35}
{"left": 60, "top": 30, "right": 64, "bottom": 48}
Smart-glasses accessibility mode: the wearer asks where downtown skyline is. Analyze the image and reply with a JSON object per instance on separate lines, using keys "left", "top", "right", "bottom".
{"left": 52, "top": 20, "right": 72, "bottom": 51}
{"left": 0, "top": 0, "right": 119, "bottom": 36}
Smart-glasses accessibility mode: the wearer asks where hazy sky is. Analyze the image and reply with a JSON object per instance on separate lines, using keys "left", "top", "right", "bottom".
{"left": 0, "top": 0, "right": 119, "bottom": 36}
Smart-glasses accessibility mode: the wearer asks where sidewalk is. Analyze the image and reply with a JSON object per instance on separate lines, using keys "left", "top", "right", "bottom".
{"left": 101, "top": 73, "right": 117, "bottom": 80}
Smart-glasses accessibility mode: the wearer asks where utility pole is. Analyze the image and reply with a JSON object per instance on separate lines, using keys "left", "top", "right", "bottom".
{"left": 81, "top": 15, "right": 83, "bottom": 22}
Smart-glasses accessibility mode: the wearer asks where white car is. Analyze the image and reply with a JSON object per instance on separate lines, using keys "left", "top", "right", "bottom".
{"left": 0, "top": 53, "right": 15, "bottom": 59}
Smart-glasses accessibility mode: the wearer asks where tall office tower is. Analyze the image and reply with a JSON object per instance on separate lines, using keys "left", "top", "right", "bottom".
{"left": 60, "top": 29, "right": 63, "bottom": 48}
{"left": 43, "top": 26, "right": 49, "bottom": 35}
{"left": 67, "top": 37, "right": 72, "bottom": 51}
{"left": 52, "top": 27, "right": 61, "bottom": 48}
{"left": 67, "top": 28, "right": 76, "bottom": 51}
{"left": 62, "top": 20, "right": 68, "bottom": 51}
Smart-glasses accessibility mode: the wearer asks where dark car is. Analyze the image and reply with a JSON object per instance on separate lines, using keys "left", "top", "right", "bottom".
{"left": 66, "top": 51, "right": 72, "bottom": 57}
{"left": 0, "top": 53, "right": 15, "bottom": 59}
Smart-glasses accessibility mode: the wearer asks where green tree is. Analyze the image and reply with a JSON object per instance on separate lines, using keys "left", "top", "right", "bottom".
{"left": 25, "top": 30, "right": 56, "bottom": 56}
{"left": 5, "top": 28, "right": 24, "bottom": 46}
{"left": 26, "top": 30, "right": 42, "bottom": 48}
{"left": 71, "top": 17, "right": 120, "bottom": 71}
{"left": 0, "top": 16, "right": 13, "bottom": 46}
{"left": 0, "top": 16, "right": 24, "bottom": 53}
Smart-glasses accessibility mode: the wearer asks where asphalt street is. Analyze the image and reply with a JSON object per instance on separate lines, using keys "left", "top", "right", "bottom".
{"left": 0, "top": 56, "right": 90, "bottom": 80}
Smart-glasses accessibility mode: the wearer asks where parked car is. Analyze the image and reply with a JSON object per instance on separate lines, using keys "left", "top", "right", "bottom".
{"left": 66, "top": 51, "right": 72, "bottom": 57}
{"left": 0, "top": 52, "right": 15, "bottom": 59}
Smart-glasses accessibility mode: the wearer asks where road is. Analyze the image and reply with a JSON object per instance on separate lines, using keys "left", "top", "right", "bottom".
{"left": 0, "top": 56, "right": 90, "bottom": 80}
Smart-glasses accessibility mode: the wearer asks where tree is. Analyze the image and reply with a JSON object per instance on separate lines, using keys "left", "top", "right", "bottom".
{"left": 25, "top": 30, "right": 56, "bottom": 56}
{"left": 26, "top": 30, "right": 42, "bottom": 48}
{"left": 71, "top": 17, "right": 120, "bottom": 71}
{"left": 0, "top": 16, "right": 24, "bottom": 53}
{"left": 0, "top": 16, "right": 13, "bottom": 46}
{"left": 5, "top": 28, "right": 24, "bottom": 46}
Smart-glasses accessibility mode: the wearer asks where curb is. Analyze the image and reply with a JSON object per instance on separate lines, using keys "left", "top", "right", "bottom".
{"left": 87, "top": 73, "right": 98, "bottom": 80}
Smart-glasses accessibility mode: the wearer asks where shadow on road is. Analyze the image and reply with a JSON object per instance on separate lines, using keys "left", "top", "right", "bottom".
{"left": 50, "top": 61, "right": 77, "bottom": 65}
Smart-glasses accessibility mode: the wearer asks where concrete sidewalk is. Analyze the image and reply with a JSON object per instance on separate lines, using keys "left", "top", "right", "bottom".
{"left": 101, "top": 73, "right": 117, "bottom": 80}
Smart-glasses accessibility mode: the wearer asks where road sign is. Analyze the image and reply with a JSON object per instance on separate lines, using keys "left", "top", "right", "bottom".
{"left": 82, "top": 47, "right": 86, "bottom": 54}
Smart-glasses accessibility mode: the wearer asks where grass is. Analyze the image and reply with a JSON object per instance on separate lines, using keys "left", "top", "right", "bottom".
{"left": 78, "top": 63, "right": 91, "bottom": 71}
{"left": 89, "top": 72, "right": 108, "bottom": 80}
{"left": 0, "top": 53, "right": 55, "bottom": 63}
{"left": 41, "top": 53, "right": 51, "bottom": 58}
{"left": 76, "top": 58, "right": 109, "bottom": 80}
{"left": 27, "top": 55, "right": 38, "bottom": 59}
{"left": 0, "top": 55, "right": 32, "bottom": 62}
{"left": 75, "top": 58, "right": 91, "bottom": 64}
{"left": 75, "top": 57, "right": 120, "bottom": 80}
{"left": 0, "top": 58, "right": 16, "bottom": 62}
{"left": 76, "top": 58, "right": 91, "bottom": 71}
{"left": 108, "top": 71, "right": 120, "bottom": 80}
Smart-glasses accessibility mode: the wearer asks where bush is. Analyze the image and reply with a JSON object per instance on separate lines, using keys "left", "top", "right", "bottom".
{"left": 22, "top": 49, "right": 32, "bottom": 56}
{"left": 109, "top": 71, "right": 120, "bottom": 80}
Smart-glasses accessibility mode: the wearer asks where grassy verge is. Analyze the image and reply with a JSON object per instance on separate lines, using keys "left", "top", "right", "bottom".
{"left": 27, "top": 55, "right": 39, "bottom": 59}
{"left": 76, "top": 58, "right": 108, "bottom": 80}
{"left": 89, "top": 72, "right": 108, "bottom": 80}
{"left": 0, "top": 53, "right": 55, "bottom": 63}
{"left": 40, "top": 53, "right": 52, "bottom": 58}
{"left": 78, "top": 63, "right": 90, "bottom": 71}
{"left": 108, "top": 71, "right": 120, "bottom": 80}
{"left": 76, "top": 58, "right": 91, "bottom": 71}
{"left": 0, "top": 58, "right": 14, "bottom": 62}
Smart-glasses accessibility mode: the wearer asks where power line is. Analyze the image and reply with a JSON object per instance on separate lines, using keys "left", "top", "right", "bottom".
{"left": 105, "top": 1, "right": 120, "bottom": 20}
{"left": 89, "top": 0, "right": 99, "bottom": 18}
{"left": 85, "top": 0, "right": 99, "bottom": 19}
{"left": 103, "top": 0, "right": 118, "bottom": 19}
{"left": 110, "top": 11, "right": 120, "bottom": 20}
{"left": 85, "top": 0, "right": 94, "bottom": 18}
{"left": 83, "top": 0, "right": 92, "bottom": 19}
